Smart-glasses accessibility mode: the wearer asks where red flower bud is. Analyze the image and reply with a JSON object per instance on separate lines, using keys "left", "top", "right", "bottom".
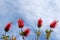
{"left": 17, "top": 19, "right": 24, "bottom": 28}
{"left": 37, "top": 18, "right": 42, "bottom": 28}
{"left": 50, "top": 20, "right": 58, "bottom": 28}
{"left": 4, "top": 22, "right": 12, "bottom": 32}
{"left": 23, "top": 28, "right": 30, "bottom": 37}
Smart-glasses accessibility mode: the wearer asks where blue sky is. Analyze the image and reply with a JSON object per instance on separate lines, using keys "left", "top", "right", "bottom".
{"left": 0, "top": 0, "right": 60, "bottom": 40}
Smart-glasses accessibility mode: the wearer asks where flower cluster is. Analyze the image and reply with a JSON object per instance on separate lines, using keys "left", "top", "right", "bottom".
{"left": 1, "top": 18, "right": 58, "bottom": 40}
{"left": 45, "top": 20, "right": 58, "bottom": 40}
{"left": 17, "top": 18, "right": 30, "bottom": 40}
{"left": 36, "top": 18, "right": 58, "bottom": 40}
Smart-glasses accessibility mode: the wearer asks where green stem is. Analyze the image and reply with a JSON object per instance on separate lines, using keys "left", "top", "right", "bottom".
{"left": 36, "top": 36, "right": 38, "bottom": 40}
{"left": 23, "top": 36, "right": 25, "bottom": 40}
{"left": 46, "top": 39, "right": 49, "bottom": 40}
{"left": 21, "top": 28, "right": 23, "bottom": 32}
{"left": 21, "top": 28, "right": 25, "bottom": 40}
{"left": 36, "top": 28, "right": 41, "bottom": 40}
{"left": 46, "top": 28, "right": 52, "bottom": 40}
{"left": 5, "top": 32, "right": 6, "bottom": 36}
{"left": 4, "top": 32, "right": 8, "bottom": 40}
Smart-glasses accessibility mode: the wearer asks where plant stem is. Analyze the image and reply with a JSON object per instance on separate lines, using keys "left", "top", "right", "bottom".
{"left": 4, "top": 32, "right": 8, "bottom": 40}
{"left": 23, "top": 36, "right": 25, "bottom": 40}
{"left": 46, "top": 28, "right": 52, "bottom": 40}
{"left": 21, "top": 28, "right": 23, "bottom": 32}
{"left": 36, "top": 28, "right": 41, "bottom": 40}
{"left": 47, "top": 39, "right": 49, "bottom": 40}
{"left": 21, "top": 28, "right": 25, "bottom": 40}
{"left": 5, "top": 32, "right": 6, "bottom": 36}
{"left": 36, "top": 36, "right": 38, "bottom": 40}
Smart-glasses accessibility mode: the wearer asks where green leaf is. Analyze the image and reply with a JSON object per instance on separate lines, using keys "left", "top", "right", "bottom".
{"left": 1, "top": 35, "right": 9, "bottom": 40}
{"left": 36, "top": 30, "right": 40, "bottom": 37}
{"left": 19, "top": 32, "right": 25, "bottom": 36}
{"left": 45, "top": 29, "right": 49, "bottom": 33}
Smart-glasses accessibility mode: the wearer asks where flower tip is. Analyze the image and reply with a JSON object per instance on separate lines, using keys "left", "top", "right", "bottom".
{"left": 4, "top": 22, "right": 12, "bottom": 32}
{"left": 17, "top": 18, "right": 24, "bottom": 28}
{"left": 50, "top": 20, "right": 58, "bottom": 28}
{"left": 37, "top": 18, "right": 42, "bottom": 28}
{"left": 23, "top": 28, "right": 30, "bottom": 37}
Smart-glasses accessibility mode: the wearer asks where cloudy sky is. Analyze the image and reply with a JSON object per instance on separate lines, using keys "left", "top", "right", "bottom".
{"left": 0, "top": 0, "right": 60, "bottom": 40}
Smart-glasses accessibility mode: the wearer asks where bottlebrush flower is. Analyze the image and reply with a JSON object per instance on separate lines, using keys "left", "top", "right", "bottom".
{"left": 37, "top": 18, "right": 42, "bottom": 28}
{"left": 50, "top": 20, "right": 58, "bottom": 28}
{"left": 20, "top": 28, "right": 30, "bottom": 37}
{"left": 17, "top": 18, "right": 24, "bottom": 28}
{"left": 4, "top": 22, "right": 12, "bottom": 32}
